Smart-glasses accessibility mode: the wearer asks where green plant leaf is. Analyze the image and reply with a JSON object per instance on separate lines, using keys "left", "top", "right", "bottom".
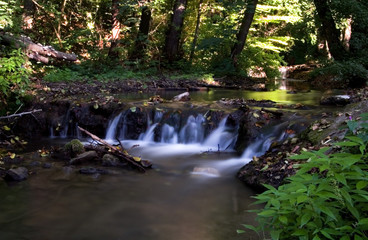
{"left": 356, "top": 181, "right": 368, "bottom": 190}
{"left": 270, "top": 230, "right": 281, "bottom": 240}
{"left": 279, "top": 215, "right": 288, "bottom": 224}
{"left": 335, "top": 141, "right": 359, "bottom": 147}
{"left": 300, "top": 212, "right": 312, "bottom": 227}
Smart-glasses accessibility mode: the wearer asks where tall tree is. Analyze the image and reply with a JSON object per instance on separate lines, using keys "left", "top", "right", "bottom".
{"left": 313, "top": 0, "right": 346, "bottom": 61}
{"left": 130, "top": 1, "right": 152, "bottom": 60}
{"left": 108, "top": 0, "right": 121, "bottom": 59}
{"left": 164, "top": 0, "right": 188, "bottom": 62}
{"left": 230, "top": 0, "right": 258, "bottom": 66}
{"left": 189, "top": 0, "right": 203, "bottom": 62}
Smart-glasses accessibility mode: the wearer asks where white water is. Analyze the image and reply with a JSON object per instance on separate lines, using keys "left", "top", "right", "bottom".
{"left": 105, "top": 112, "right": 123, "bottom": 140}
{"left": 102, "top": 113, "right": 296, "bottom": 178}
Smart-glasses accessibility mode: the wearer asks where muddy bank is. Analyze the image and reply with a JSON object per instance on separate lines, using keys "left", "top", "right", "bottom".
{"left": 237, "top": 100, "right": 368, "bottom": 189}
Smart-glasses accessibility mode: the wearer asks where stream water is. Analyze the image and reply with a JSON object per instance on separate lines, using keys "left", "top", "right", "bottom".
{"left": 0, "top": 85, "right": 337, "bottom": 239}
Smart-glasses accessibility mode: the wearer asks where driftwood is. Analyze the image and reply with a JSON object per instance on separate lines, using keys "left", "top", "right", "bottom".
{"left": 0, "top": 109, "right": 42, "bottom": 120}
{"left": 261, "top": 108, "right": 283, "bottom": 118}
{"left": 173, "top": 92, "right": 190, "bottom": 101}
{"left": 0, "top": 32, "right": 77, "bottom": 64}
{"left": 78, "top": 126, "right": 149, "bottom": 172}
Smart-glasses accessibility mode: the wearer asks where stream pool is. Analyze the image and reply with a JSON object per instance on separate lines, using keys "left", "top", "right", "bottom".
{"left": 0, "top": 84, "right": 342, "bottom": 239}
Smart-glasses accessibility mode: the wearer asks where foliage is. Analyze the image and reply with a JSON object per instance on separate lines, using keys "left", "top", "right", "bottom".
{"left": 240, "top": 113, "right": 368, "bottom": 239}
{"left": 0, "top": 49, "right": 30, "bottom": 106}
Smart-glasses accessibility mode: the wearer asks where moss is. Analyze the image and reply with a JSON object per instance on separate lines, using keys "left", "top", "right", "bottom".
{"left": 64, "top": 139, "right": 85, "bottom": 156}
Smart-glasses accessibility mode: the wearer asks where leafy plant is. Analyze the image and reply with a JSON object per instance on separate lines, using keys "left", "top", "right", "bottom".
{"left": 0, "top": 49, "right": 30, "bottom": 106}
{"left": 240, "top": 113, "right": 368, "bottom": 239}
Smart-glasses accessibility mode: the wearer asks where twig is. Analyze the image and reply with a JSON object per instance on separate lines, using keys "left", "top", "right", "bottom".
{"left": 0, "top": 109, "right": 42, "bottom": 120}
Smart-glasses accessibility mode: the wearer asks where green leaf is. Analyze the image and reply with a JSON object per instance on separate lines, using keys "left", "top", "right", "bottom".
{"left": 279, "top": 215, "right": 288, "bottom": 224}
{"left": 345, "top": 136, "right": 364, "bottom": 145}
{"left": 270, "top": 199, "right": 280, "bottom": 209}
{"left": 270, "top": 230, "right": 281, "bottom": 240}
{"left": 356, "top": 181, "right": 368, "bottom": 190}
{"left": 312, "top": 235, "right": 321, "bottom": 240}
{"left": 335, "top": 173, "right": 347, "bottom": 185}
{"left": 258, "top": 210, "right": 276, "bottom": 217}
{"left": 320, "top": 229, "right": 334, "bottom": 240}
{"left": 319, "top": 205, "right": 337, "bottom": 220}
{"left": 340, "top": 236, "right": 350, "bottom": 240}
{"left": 354, "top": 235, "right": 363, "bottom": 240}
{"left": 335, "top": 141, "right": 359, "bottom": 147}
{"left": 297, "top": 195, "right": 308, "bottom": 204}
{"left": 347, "top": 121, "right": 358, "bottom": 132}
{"left": 300, "top": 213, "right": 312, "bottom": 227}
{"left": 130, "top": 107, "right": 137, "bottom": 112}
{"left": 240, "top": 224, "right": 259, "bottom": 233}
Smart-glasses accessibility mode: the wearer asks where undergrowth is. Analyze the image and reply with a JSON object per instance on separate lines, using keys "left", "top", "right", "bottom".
{"left": 239, "top": 113, "right": 368, "bottom": 239}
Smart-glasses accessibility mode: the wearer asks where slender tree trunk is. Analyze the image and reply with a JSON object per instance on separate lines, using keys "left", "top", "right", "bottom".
{"left": 164, "top": 0, "right": 188, "bottom": 62}
{"left": 108, "top": 0, "right": 121, "bottom": 59}
{"left": 313, "top": 0, "right": 346, "bottom": 61}
{"left": 130, "top": 2, "right": 151, "bottom": 60}
{"left": 57, "top": 0, "right": 68, "bottom": 41}
{"left": 231, "top": 0, "right": 258, "bottom": 66}
{"left": 189, "top": 0, "right": 203, "bottom": 62}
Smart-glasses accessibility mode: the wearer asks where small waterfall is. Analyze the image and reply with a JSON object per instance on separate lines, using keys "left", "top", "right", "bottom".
{"left": 203, "top": 117, "right": 237, "bottom": 150}
{"left": 59, "top": 109, "right": 71, "bottom": 138}
{"left": 139, "top": 123, "right": 158, "bottom": 142}
{"left": 179, "top": 115, "right": 205, "bottom": 144}
{"left": 161, "top": 124, "right": 178, "bottom": 144}
{"left": 105, "top": 113, "right": 122, "bottom": 140}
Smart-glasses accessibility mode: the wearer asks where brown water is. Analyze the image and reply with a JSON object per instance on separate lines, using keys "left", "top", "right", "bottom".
{"left": 0, "top": 142, "right": 260, "bottom": 240}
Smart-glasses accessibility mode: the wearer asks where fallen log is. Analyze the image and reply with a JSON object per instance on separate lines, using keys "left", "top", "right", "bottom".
{"left": 0, "top": 32, "right": 77, "bottom": 64}
{"left": 261, "top": 108, "right": 283, "bottom": 118}
{"left": 78, "top": 126, "right": 149, "bottom": 172}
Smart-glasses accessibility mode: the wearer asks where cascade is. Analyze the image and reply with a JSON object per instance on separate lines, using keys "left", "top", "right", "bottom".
{"left": 203, "top": 117, "right": 237, "bottom": 150}
{"left": 161, "top": 124, "right": 178, "bottom": 144}
{"left": 179, "top": 114, "right": 205, "bottom": 144}
{"left": 105, "top": 112, "right": 123, "bottom": 140}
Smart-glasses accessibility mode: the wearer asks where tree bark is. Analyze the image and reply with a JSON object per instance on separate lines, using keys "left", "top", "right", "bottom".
{"left": 231, "top": 0, "right": 258, "bottom": 66}
{"left": 108, "top": 0, "right": 121, "bottom": 59}
{"left": 0, "top": 32, "right": 77, "bottom": 63}
{"left": 189, "top": 0, "right": 203, "bottom": 62}
{"left": 313, "top": 0, "right": 346, "bottom": 61}
{"left": 130, "top": 2, "right": 151, "bottom": 60}
{"left": 164, "top": 0, "right": 188, "bottom": 62}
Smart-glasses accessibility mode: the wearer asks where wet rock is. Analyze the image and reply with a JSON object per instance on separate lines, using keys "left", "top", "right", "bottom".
{"left": 79, "top": 167, "right": 109, "bottom": 175}
{"left": 29, "top": 161, "right": 41, "bottom": 167}
{"left": 64, "top": 139, "right": 85, "bottom": 157}
{"left": 320, "top": 95, "right": 351, "bottom": 106}
{"left": 4, "top": 167, "right": 29, "bottom": 181}
{"left": 43, "top": 162, "right": 52, "bottom": 169}
{"left": 173, "top": 92, "right": 190, "bottom": 101}
{"left": 120, "top": 107, "right": 148, "bottom": 139}
{"left": 70, "top": 151, "right": 98, "bottom": 165}
{"left": 102, "top": 154, "right": 120, "bottom": 167}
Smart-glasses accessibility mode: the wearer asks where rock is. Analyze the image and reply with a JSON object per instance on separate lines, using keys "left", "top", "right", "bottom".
{"left": 4, "top": 167, "right": 29, "bottom": 181}
{"left": 79, "top": 167, "right": 109, "bottom": 175}
{"left": 69, "top": 151, "right": 98, "bottom": 165}
{"left": 29, "top": 161, "right": 41, "bottom": 167}
{"left": 320, "top": 95, "right": 351, "bottom": 106}
{"left": 42, "top": 162, "right": 52, "bottom": 169}
{"left": 102, "top": 154, "right": 120, "bottom": 167}
{"left": 64, "top": 139, "right": 85, "bottom": 157}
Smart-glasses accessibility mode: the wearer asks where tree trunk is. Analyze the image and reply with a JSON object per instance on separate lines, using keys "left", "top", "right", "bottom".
{"left": 130, "top": 3, "right": 151, "bottom": 60}
{"left": 108, "top": 0, "right": 121, "bottom": 59}
{"left": 313, "top": 0, "right": 346, "bottom": 61}
{"left": 164, "top": 0, "right": 188, "bottom": 62}
{"left": 231, "top": 0, "right": 258, "bottom": 66}
{"left": 189, "top": 0, "right": 203, "bottom": 62}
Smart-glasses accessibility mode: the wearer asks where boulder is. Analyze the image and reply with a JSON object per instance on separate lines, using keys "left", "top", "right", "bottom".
{"left": 69, "top": 151, "right": 98, "bottom": 165}
{"left": 320, "top": 95, "right": 351, "bottom": 106}
{"left": 4, "top": 167, "right": 29, "bottom": 181}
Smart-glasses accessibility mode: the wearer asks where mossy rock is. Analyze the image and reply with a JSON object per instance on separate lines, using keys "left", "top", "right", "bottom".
{"left": 64, "top": 139, "right": 85, "bottom": 156}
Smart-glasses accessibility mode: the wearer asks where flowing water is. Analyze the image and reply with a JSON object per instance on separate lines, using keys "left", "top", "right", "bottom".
{"left": 0, "top": 86, "right": 336, "bottom": 239}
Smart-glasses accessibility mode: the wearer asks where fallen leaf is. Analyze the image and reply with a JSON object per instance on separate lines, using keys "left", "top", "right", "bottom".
{"left": 133, "top": 156, "right": 141, "bottom": 162}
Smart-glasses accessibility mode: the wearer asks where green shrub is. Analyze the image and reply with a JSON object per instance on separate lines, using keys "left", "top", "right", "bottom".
{"left": 43, "top": 68, "right": 84, "bottom": 82}
{"left": 0, "top": 49, "right": 30, "bottom": 105}
{"left": 241, "top": 113, "right": 368, "bottom": 239}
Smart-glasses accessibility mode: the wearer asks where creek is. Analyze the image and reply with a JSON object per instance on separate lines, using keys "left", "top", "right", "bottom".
{"left": 0, "top": 84, "right": 338, "bottom": 239}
